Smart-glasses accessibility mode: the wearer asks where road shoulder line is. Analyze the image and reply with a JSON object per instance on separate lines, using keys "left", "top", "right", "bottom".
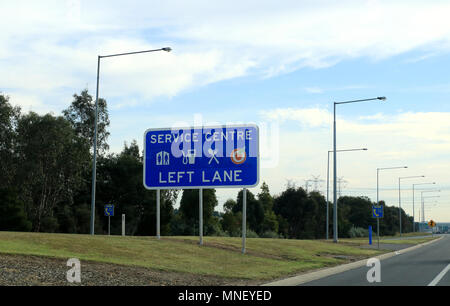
{"left": 428, "top": 263, "right": 450, "bottom": 286}
{"left": 262, "top": 236, "right": 444, "bottom": 286}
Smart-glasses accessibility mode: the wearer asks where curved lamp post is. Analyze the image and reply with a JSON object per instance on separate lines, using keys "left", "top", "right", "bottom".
{"left": 398, "top": 175, "right": 425, "bottom": 236}
{"left": 90, "top": 47, "right": 172, "bottom": 235}
{"left": 333, "top": 96, "right": 386, "bottom": 243}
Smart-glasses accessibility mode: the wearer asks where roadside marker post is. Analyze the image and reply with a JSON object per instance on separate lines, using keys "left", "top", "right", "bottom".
{"left": 143, "top": 125, "right": 259, "bottom": 253}
{"left": 122, "top": 214, "right": 125, "bottom": 236}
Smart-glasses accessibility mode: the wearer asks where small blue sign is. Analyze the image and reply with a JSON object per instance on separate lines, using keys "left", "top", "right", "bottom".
{"left": 143, "top": 125, "right": 259, "bottom": 189}
{"left": 104, "top": 204, "right": 114, "bottom": 217}
{"left": 372, "top": 205, "right": 383, "bottom": 218}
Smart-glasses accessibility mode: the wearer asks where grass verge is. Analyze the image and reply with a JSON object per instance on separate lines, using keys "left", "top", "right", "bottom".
{"left": 0, "top": 231, "right": 395, "bottom": 281}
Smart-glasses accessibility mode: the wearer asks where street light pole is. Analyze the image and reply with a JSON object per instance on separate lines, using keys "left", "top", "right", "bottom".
{"left": 326, "top": 148, "right": 367, "bottom": 240}
{"left": 398, "top": 176, "right": 424, "bottom": 236}
{"left": 333, "top": 97, "right": 386, "bottom": 243}
{"left": 420, "top": 190, "right": 441, "bottom": 229}
{"left": 422, "top": 196, "right": 440, "bottom": 232}
{"left": 89, "top": 47, "right": 172, "bottom": 235}
{"left": 376, "top": 166, "right": 407, "bottom": 247}
{"left": 412, "top": 182, "right": 435, "bottom": 232}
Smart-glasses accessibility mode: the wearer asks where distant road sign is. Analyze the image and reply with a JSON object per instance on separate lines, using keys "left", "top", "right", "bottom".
{"left": 143, "top": 125, "right": 259, "bottom": 189}
{"left": 372, "top": 205, "right": 384, "bottom": 218}
{"left": 428, "top": 220, "right": 436, "bottom": 228}
{"left": 104, "top": 204, "right": 114, "bottom": 217}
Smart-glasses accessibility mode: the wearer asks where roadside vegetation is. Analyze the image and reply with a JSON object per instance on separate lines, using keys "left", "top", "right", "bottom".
{"left": 0, "top": 231, "right": 386, "bottom": 280}
{"left": 0, "top": 90, "right": 420, "bottom": 240}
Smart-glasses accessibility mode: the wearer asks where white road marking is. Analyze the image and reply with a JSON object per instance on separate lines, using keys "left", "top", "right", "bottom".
{"left": 428, "top": 264, "right": 450, "bottom": 286}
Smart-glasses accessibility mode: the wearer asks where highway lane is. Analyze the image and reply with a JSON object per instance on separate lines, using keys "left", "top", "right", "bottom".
{"left": 302, "top": 235, "right": 450, "bottom": 286}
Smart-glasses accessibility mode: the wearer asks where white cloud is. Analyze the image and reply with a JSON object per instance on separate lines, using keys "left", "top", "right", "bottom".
{"left": 255, "top": 106, "right": 450, "bottom": 220}
{"left": 260, "top": 107, "right": 331, "bottom": 128}
{"left": 2, "top": 0, "right": 450, "bottom": 109}
{"left": 305, "top": 87, "right": 323, "bottom": 94}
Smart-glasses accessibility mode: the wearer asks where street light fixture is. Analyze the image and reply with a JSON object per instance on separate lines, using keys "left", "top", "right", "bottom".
{"left": 412, "top": 182, "right": 435, "bottom": 232}
{"left": 326, "top": 148, "right": 368, "bottom": 240}
{"left": 90, "top": 47, "right": 172, "bottom": 235}
{"left": 398, "top": 175, "right": 425, "bottom": 236}
{"left": 333, "top": 97, "right": 385, "bottom": 243}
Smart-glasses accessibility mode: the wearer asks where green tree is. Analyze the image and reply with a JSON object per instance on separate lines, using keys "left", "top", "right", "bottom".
{"left": 0, "top": 188, "right": 32, "bottom": 231}
{"left": 257, "top": 182, "right": 278, "bottom": 233}
{"left": 0, "top": 94, "right": 21, "bottom": 189}
{"left": 179, "top": 189, "right": 218, "bottom": 235}
{"left": 97, "top": 141, "right": 176, "bottom": 236}
{"left": 62, "top": 89, "right": 110, "bottom": 154}
{"left": 15, "top": 112, "right": 89, "bottom": 232}
{"left": 273, "top": 187, "right": 325, "bottom": 239}
{"left": 258, "top": 182, "right": 274, "bottom": 212}
{"left": 220, "top": 198, "right": 240, "bottom": 236}
{"left": 233, "top": 189, "right": 265, "bottom": 235}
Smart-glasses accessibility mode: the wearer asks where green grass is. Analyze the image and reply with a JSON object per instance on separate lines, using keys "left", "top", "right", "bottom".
{"left": 0, "top": 232, "right": 406, "bottom": 280}
{"left": 340, "top": 232, "right": 436, "bottom": 246}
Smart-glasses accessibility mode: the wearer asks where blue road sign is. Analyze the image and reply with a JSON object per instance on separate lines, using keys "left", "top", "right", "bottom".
{"left": 104, "top": 204, "right": 114, "bottom": 217}
{"left": 143, "top": 125, "right": 259, "bottom": 189}
{"left": 372, "top": 205, "right": 384, "bottom": 218}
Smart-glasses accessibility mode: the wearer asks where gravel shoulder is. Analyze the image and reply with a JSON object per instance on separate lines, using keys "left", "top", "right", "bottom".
{"left": 0, "top": 253, "right": 260, "bottom": 286}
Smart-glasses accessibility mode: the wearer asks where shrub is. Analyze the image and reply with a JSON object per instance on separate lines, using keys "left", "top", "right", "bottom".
{"left": 246, "top": 229, "right": 259, "bottom": 238}
{"left": 261, "top": 231, "right": 280, "bottom": 238}
{"left": 348, "top": 226, "right": 369, "bottom": 238}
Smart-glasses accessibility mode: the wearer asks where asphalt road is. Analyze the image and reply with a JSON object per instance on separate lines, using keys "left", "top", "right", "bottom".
{"left": 302, "top": 235, "right": 450, "bottom": 286}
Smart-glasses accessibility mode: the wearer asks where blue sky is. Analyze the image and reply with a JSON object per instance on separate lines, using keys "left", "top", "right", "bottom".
{"left": 2, "top": 0, "right": 450, "bottom": 221}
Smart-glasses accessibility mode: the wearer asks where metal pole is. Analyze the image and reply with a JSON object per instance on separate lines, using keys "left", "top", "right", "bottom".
{"left": 156, "top": 189, "right": 160, "bottom": 239}
{"left": 422, "top": 194, "right": 424, "bottom": 223}
{"left": 399, "top": 178, "right": 402, "bottom": 236}
{"left": 242, "top": 188, "right": 247, "bottom": 254}
{"left": 108, "top": 215, "right": 110, "bottom": 236}
{"left": 90, "top": 56, "right": 101, "bottom": 235}
{"left": 199, "top": 188, "right": 203, "bottom": 246}
{"left": 326, "top": 151, "right": 330, "bottom": 240}
{"left": 89, "top": 47, "right": 170, "bottom": 237}
{"left": 377, "top": 169, "right": 379, "bottom": 249}
{"left": 122, "top": 214, "right": 125, "bottom": 236}
{"left": 418, "top": 198, "right": 421, "bottom": 232}
{"left": 412, "top": 185, "right": 415, "bottom": 232}
{"left": 333, "top": 103, "right": 338, "bottom": 243}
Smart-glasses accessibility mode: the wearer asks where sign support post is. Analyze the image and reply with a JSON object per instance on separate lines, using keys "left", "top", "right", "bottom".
{"left": 108, "top": 215, "right": 110, "bottom": 236}
{"left": 242, "top": 188, "right": 247, "bottom": 254}
{"left": 157, "top": 189, "right": 160, "bottom": 240}
{"left": 377, "top": 219, "right": 380, "bottom": 249}
{"left": 199, "top": 188, "right": 203, "bottom": 246}
{"left": 372, "top": 204, "right": 383, "bottom": 249}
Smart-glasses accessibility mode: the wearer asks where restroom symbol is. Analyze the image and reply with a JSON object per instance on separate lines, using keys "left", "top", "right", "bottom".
{"left": 156, "top": 151, "right": 170, "bottom": 165}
